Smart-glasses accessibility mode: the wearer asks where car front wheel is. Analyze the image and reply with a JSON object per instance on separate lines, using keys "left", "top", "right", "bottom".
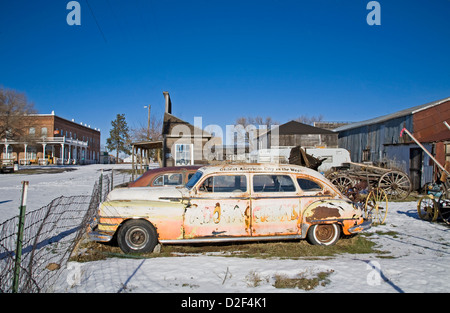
{"left": 307, "top": 223, "right": 340, "bottom": 246}
{"left": 117, "top": 219, "right": 158, "bottom": 253}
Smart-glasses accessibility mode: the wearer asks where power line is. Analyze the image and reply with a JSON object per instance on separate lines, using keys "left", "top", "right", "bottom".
{"left": 84, "top": 0, "right": 108, "bottom": 43}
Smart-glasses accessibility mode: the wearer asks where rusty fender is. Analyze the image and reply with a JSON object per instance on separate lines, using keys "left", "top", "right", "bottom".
{"left": 96, "top": 199, "right": 187, "bottom": 240}
{"left": 300, "top": 199, "right": 363, "bottom": 236}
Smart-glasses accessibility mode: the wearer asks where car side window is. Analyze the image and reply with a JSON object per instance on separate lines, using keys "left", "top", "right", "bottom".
{"left": 167, "top": 173, "right": 183, "bottom": 185}
{"left": 253, "top": 175, "right": 296, "bottom": 192}
{"left": 198, "top": 175, "right": 247, "bottom": 193}
{"left": 152, "top": 175, "right": 164, "bottom": 186}
{"left": 297, "top": 178, "right": 323, "bottom": 192}
{"left": 152, "top": 173, "right": 183, "bottom": 186}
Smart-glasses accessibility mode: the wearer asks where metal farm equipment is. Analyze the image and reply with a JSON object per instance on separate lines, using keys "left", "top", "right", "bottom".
{"left": 288, "top": 146, "right": 324, "bottom": 171}
{"left": 417, "top": 179, "right": 450, "bottom": 225}
{"left": 401, "top": 125, "right": 450, "bottom": 226}
{"left": 416, "top": 159, "right": 450, "bottom": 225}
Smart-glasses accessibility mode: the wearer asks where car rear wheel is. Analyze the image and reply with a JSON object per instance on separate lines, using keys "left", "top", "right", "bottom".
{"left": 307, "top": 223, "right": 340, "bottom": 246}
{"left": 117, "top": 219, "right": 158, "bottom": 254}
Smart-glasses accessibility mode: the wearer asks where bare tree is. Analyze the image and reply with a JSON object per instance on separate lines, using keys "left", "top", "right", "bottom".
{"left": 0, "top": 87, "right": 37, "bottom": 140}
{"left": 128, "top": 117, "right": 163, "bottom": 161}
{"left": 248, "top": 116, "right": 279, "bottom": 129}
{"left": 295, "top": 114, "right": 324, "bottom": 125}
{"left": 233, "top": 116, "right": 279, "bottom": 150}
{"left": 129, "top": 117, "right": 163, "bottom": 143}
{"left": 235, "top": 116, "right": 279, "bottom": 130}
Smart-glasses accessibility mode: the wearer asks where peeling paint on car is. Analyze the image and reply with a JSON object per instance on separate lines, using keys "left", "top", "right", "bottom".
{"left": 89, "top": 163, "right": 370, "bottom": 251}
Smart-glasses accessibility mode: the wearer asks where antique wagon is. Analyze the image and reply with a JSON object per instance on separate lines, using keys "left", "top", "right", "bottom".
{"left": 326, "top": 162, "right": 412, "bottom": 201}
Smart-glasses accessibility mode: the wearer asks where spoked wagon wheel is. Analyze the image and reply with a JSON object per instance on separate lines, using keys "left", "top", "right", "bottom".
{"left": 437, "top": 200, "right": 450, "bottom": 225}
{"left": 330, "top": 175, "right": 353, "bottom": 193}
{"left": 417, "top": 195, "right": 438, "bottom": 222}
{"left": 378, "top": 171, "right": 412, "bottom": 200}
{"left": 364, "top": 188, "right": 388, "bottom": 225}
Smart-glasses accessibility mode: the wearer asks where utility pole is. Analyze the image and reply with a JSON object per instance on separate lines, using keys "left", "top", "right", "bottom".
{"left": 144, "top": 105, "right": 151, "bottom": 140}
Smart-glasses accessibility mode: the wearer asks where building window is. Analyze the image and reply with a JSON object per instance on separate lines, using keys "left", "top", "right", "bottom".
{"left": 41, "top": 127, "right": 47, "bottom": 136}
{"left": 2, "top": 146, "right": 13, "bottom": 159}
{"left": 175, "top": 144, "right": 193, "bottom": 166}
{"left": 362, "top": 148, "right": 371, "bottom": 162}
{"left": 29, "top": 127, "right": 35, "bottom": 135}
{"left": 26, "top": 147, "right": 37, "bottom": 161}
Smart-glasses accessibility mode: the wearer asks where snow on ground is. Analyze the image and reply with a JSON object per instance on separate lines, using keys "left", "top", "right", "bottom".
{"left": 1, "top": 164, "right": 449, "bottom": 293}
{"left": 58, "top": 201, "right": 449, "bottom": 293}
{"left": 0, "top": 163, "right": 130, "bottom": 222}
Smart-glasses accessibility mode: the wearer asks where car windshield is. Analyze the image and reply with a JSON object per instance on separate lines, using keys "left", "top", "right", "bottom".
{"left": 185, "top": 170, "right": 203, "bottom": 190}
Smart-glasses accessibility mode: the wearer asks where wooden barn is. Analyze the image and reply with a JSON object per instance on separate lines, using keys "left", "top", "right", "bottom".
{"left": 334, "top": 97, "right": 450, "bottom": 191}
{"left": 258, "top": 120, "right": 338, "bottom": 149}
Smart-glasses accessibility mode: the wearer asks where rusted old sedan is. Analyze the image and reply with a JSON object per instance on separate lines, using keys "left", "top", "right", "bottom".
{"left": 89, "top": 164, "right": 371, "bottom": 253}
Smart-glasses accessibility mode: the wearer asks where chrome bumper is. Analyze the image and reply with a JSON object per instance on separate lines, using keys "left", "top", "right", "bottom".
{"left": 88, "top": 218, "right": 113, "bottom": 242}
{"left": 348, "top": 219, "right": 372, "bottom": 234}
{"left": 88, "top": 230, "right": 113, "bottom": 242}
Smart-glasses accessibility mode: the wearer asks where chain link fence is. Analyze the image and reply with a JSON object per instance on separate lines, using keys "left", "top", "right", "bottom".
{"left": 0, "top": 170, "right": 132, "bottom": 292}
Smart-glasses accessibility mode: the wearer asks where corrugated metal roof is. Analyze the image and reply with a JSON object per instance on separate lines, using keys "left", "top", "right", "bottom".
{"left": 333, "top": 97, "right": 450, "bottom": 132}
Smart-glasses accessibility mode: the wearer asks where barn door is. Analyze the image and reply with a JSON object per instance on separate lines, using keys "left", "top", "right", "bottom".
{"left": 409, "top": 148, "right": 422, "bottom": 191}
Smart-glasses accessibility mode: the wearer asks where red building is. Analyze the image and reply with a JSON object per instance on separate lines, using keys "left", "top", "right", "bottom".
{"left": 1, "top": 112, "right": 101, "bottom": 165}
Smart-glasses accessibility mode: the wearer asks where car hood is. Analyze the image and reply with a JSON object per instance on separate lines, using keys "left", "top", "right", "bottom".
{"left": 105, "top": 186, "right": 190, "bottom": 202}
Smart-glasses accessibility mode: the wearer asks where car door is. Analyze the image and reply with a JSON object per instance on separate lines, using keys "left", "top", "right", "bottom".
{"left": 250, "top": 174, "right": 301, "bottom": 236}
{"left": 297, "top": 175, "right": 335, "bottom": 209}
{"left": 184, "top": 174, "right": 251, "bottom": 238}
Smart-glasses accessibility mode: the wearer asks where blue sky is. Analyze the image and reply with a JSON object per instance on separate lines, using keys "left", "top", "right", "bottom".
{"left": 1, "top": 0, "right": 449, "bottom": 146}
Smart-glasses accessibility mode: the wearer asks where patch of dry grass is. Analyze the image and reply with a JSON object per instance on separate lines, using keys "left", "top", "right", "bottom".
{"left": 72, "top": 235, "right": 382, "bottom": 262}
{"left": 273, "top": 269, "right": 334, "bottom": 290}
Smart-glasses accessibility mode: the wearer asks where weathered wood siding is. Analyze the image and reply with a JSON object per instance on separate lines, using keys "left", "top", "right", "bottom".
{"left": 338, "top": 115, "right": 413, "bottom": 163}
{"left": 277, "top": 134, "right": 337, "bottom": 148}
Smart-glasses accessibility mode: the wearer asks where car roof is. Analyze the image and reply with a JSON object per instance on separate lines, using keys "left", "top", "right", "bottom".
{"left": 138, "top": 165, "right": 202, "bottom": 178}
{"left": 197, "top": 163, "right": 325, "bottom": 180}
